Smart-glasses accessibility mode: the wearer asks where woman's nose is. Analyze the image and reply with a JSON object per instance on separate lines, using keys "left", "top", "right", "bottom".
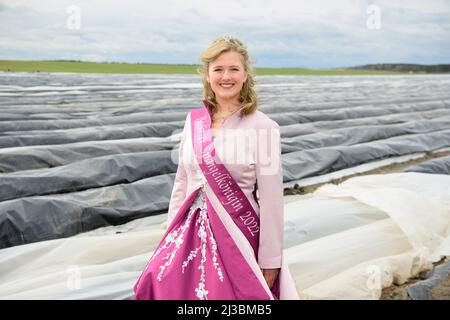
{"left": 222, "top": 70, "right": 231, "bottom": 79}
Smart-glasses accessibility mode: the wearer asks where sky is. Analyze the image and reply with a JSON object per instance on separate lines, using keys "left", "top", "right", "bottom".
{"left": 0, "top": 0, "right": 449, "bottom": 68}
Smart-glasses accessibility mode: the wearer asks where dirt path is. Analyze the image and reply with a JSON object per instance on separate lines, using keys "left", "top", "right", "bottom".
{"left": 380, "top": 257, "right": 450, "bottom": 300}
{"left": 284, "top": 150, "right": 450, "bottom": 196}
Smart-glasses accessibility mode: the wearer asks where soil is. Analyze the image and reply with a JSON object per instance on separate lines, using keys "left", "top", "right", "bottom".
{"left": 283, "top": 150, "right": 450, "bottom": 196}
{"left": 380, "top": 257, "right": 450, "bottom": 300}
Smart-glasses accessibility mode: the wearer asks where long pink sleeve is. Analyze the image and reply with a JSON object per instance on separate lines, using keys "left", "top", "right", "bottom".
{"left": 166, "top": 115, "right": 189, "bottom": 226}
{"left": 256, "top": 120, "right": 284, "bottom": 269}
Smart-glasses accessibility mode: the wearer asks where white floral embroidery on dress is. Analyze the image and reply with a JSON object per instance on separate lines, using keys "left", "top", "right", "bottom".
{"left": 149, "top": 187, "right": 224, "bottom": 300}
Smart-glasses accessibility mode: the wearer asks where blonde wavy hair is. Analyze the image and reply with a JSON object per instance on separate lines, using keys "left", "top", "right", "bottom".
{"left": 198, "top": 36, "right": 258, "bottom": 117}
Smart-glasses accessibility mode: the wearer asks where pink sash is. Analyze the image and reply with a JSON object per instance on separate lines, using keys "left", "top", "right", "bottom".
{"left": 190, "top": 101, "right": 261, "bottom": 257}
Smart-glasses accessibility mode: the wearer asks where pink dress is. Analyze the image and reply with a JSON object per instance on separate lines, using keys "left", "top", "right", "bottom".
{"left": 134, "top": 103, "right": 299, "bottom": 300}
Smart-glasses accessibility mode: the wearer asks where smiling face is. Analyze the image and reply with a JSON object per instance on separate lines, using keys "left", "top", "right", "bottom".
{"left": 207, "top": 50, "right": 248, "bottom": 107}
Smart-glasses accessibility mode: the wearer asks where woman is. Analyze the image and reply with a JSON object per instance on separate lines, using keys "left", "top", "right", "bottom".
{"left": 134, "top": 36, "right": 299, "bottom": 300}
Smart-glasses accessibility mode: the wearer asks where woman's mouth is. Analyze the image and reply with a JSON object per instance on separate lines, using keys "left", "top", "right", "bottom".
{"left": 220, "top": 83, "right": 235, "bottom": 89}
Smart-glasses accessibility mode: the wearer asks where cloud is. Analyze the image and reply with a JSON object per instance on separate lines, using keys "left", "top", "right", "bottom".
{"left": 0, "top": 0, "right": 449, "bottom": 67}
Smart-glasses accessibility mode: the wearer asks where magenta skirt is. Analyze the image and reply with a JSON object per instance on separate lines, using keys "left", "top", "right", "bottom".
{"left": 134, "top": 187, "right": 278, "bottom": 300}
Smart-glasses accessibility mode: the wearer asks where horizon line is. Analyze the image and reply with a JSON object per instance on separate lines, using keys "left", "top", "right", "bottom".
{"left": 1, "top": 58, "right": 450, "bottom": 70}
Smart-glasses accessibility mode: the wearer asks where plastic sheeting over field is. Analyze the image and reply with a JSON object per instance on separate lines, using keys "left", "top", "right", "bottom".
{"left": 0, "top": 174, "right": 175, "bottom": 248}
{"left": 404, "top": 155, "right": 450, "bottom": 175}
{"left": 1, "top": 73, "right": 450, "bottom": 248}
{"left": 0, "top": 172, "right": 448, "bottom": 299}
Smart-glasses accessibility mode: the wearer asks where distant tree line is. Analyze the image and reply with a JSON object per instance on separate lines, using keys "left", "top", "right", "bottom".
{"left": 349, "top": 63, "right": 450, "bottom": 73}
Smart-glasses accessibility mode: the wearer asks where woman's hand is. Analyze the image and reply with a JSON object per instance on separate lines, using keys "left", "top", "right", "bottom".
{"left": 261, "top": 268, "right": 280, "bottom": 289}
